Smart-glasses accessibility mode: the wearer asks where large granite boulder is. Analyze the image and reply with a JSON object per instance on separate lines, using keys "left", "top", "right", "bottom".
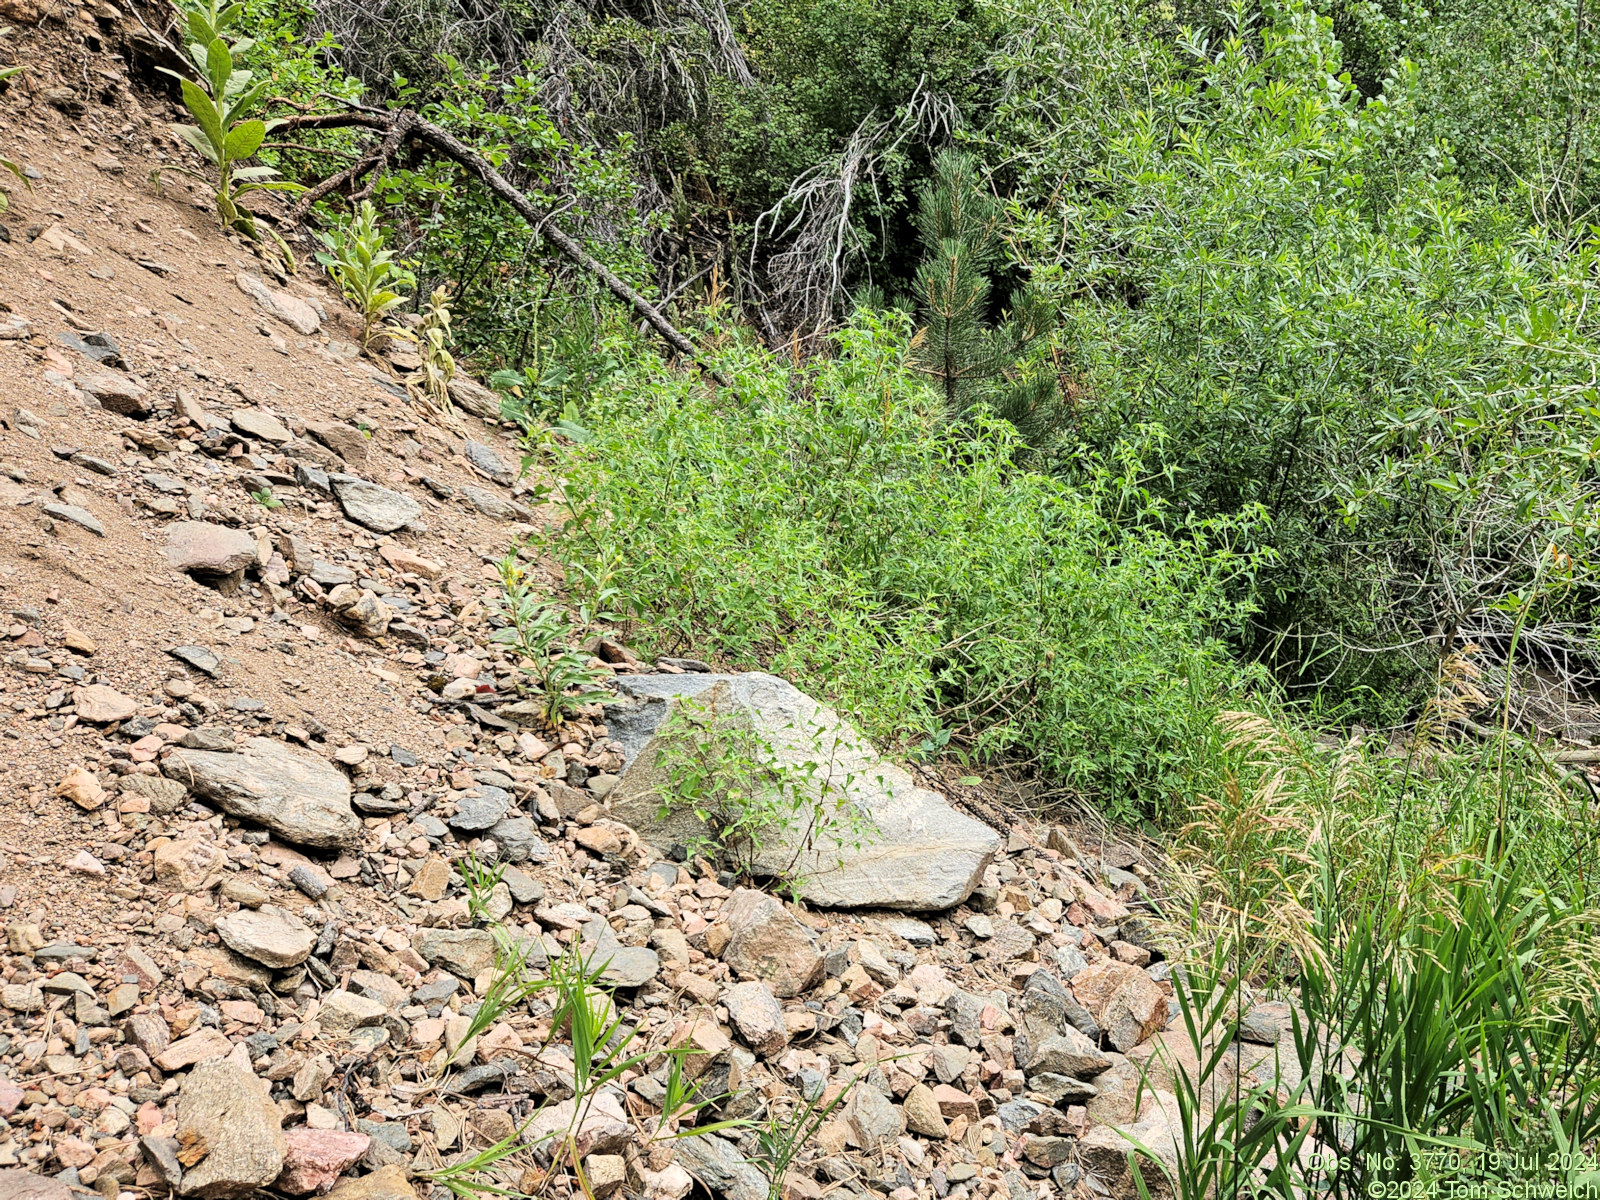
{"left": 163, "top": 738, "right": 360, "bottom": 848}
{"left": 606, "top": 673, "right": 998, "bottom": 910}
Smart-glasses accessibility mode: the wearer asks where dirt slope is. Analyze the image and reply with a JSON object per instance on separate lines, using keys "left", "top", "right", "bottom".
{"left": 0, "top": 16, "right": 558, "bottom": 929}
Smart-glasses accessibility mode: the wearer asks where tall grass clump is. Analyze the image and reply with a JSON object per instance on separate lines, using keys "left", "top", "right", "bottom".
{"left": 548, "top": 309, "right": 1269, "bottom": 816}
{"left": 1143, "top": 703, "right": 1600, "bottom": 1200}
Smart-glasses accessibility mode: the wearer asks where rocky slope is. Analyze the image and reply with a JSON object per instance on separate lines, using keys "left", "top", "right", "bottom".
{"left": 0, "top": 13, "right": 1290, "bottom": 1200}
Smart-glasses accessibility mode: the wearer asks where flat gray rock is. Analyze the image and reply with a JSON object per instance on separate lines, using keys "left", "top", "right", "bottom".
{"left": 463, "top": 441, "right": 513, "bottom": 485}
{"left": 448, "top": 785, "right": 509, "bottom": 832}
{"left": 309, "top": 560, "right": 356, "bottom": 586}
{"left": 673, "top": 1135, "right": 768, "bottom": 1200}
{"left": 77, "top": 365, "right": 149, "bottom": 415}
{"left": 168, "top": 645, "right": 221, "bottom": 676}
{"left": 447, "top": 375, "right": 502, "bottom": 420}
{"left": 875, "top": 915, "right": 937, "bottom": 946}
{"left": 608, "top": 673, "right": 999, "bottom": 910}
{"left": 163, "top": 737, "right": 360, "bottom": 848}
{"left": 412, "top": 928, "right": 495, "bottom": 977}
{"left": 458, "top": 485, "right": 526, "bottom": 521}
{"left": 501, "top": 865, "right": 545, "bottom": 904}
{"left": 332, "top": 478, "right": 420, "bottom": 533}
{"left": 236, "top": 273, "right": 320, "bottom": 336}
{"left": 42, "top": 503, "right": 103, "bottom": 536}
{"left": 580, "top": 917, "right": 659, "bottom": 987}
{"left": 487, "top": 816, "right": 548, "bottom": 863}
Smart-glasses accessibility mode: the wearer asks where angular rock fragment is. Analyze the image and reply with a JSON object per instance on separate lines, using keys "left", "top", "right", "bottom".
{"left": 412, "top": 928, "right": 496, "bottom": 977}
{"left": 333, "top": 478, "right": 420, "bottom": 533}
{"left": 168, "top": 644, "right": 222, "bottom": 676}
{"left": 237, "top": 273, "right": 320, "bottom": 335}
{"left": 580, "top": 917, "right": 660, "bottom": 988}
{"left": 458, "top": 485, "right": 526, "bottom": 521}
{"left": 720, "top": 888, "right": 824, "bottom": 998}
{"left": 214, "top": 906, "right": 315, "bottom": 969}
{"left": 77, "top": 365, "right": 149, "bottom": 415}
{"left": 165, "top": 521, "right": 258, "bottom": 586}
{"left": 174, "top": 1058, "right": 287, "bottom": 1197}
{"left": 1072, "top": 962, "right": 1167, "bottom": 1053}
{"left": 42, "top": 503, "right": 103, "bottom": 536}
{"left": 274, "top": 1129, "right": 370, "bottom": 1195}
{"left": 163, "top": 737, "right": 360, "bottom": 848}
{"left": 723, "top": 980, "right": 789, "bottom": 1056}
{"left": 72, "top": 683, "right": 136, "bottom": 723}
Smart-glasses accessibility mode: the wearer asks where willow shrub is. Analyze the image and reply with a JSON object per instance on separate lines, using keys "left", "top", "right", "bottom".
{"left": 551, "top": 310, "right": 1269, "bottom": 815}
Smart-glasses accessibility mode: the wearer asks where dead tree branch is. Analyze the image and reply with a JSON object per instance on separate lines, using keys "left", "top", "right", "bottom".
{"left": 273, "top": 104, "right": 726, "bottom": 385}
{"left": 750, "top": 78, "right": 959, "bottom": 337}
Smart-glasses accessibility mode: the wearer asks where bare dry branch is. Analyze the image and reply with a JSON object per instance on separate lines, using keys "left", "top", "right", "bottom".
{"left": 751, "top": 79, "right": 959, "bottom": 337}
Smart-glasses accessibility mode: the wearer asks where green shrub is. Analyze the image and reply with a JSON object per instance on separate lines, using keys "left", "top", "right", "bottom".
{"left": 986, "top": 0, "right": 1600, "bottom": 710}
{"left": 553, "top": 310, "right": 1267, "bottom": 814}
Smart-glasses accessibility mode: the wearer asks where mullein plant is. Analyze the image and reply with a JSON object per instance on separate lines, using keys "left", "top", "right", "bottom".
{"left": 156, "top": 0, "right": 302, "bottom": 242}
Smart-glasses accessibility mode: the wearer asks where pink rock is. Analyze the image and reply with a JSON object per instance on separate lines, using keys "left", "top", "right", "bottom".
{"left": 76, "top": 1087, "right": 112, "bottom": 1111}
{"left": 275, "top": 1129, "right": 371, "bottom": 1195}
{"left": 135, "top": 1102, "right": 163, "bottom": 1135}
{"left": 54, "top": 1138, "right": 96, "bottom": 1168}
{"left": 0, "top": 1085, "right": 22, "bottom": 1116}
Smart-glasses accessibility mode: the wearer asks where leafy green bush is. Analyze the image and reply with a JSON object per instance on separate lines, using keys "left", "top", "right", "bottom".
{"left": 554, "top": 310, "right": 1267, "bottom": 812}
{"left": 986, "top": 0, "right": 1600, "bottom": 710}
{"left": 378, "top": 66, "right": 651, "bottom": 370}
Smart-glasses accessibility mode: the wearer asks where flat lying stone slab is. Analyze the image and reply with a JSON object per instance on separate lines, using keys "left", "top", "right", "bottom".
{"left": 42, "top": 503, "right": 103, "bottom": 536}
{"left": 236, "top": 273, "right": 320, "bottom": 336}
{"left": 332, "top": 478, "right": 420, "bottom": 533}
{"left": 77, "top": 365, "right": 149, "bottom": 415}
{"left": 231, "top": 408, "right": 292, "bottom": 444}
{"left": 608, "top": 673, "right": 999, "bottom": 910}
{"left": 214, "top": 906, "right": 314, "bottom": 968}
{"left": 163, "top": 737, "right": 360, "bottom": 848}
{"left": 166, "top": 521, "right": 258, "bottom": 577}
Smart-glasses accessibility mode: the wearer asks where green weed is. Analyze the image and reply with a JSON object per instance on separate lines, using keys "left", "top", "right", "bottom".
{"left": 489, "top": 556, "right": 613, "bottom": 729}
{"left": 314, "top": 200, "right": 416, "bottom": 349}
{"left": 157, "top": 0, "right": 301, "bottom": 240}
{"left": 652, "top": 697, "right": 874, "bottom": 895}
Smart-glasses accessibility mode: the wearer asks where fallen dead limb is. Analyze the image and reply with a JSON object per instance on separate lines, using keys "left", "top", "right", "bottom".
{"left": 275, "top": 103, "right": 728, "bottom": 386}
